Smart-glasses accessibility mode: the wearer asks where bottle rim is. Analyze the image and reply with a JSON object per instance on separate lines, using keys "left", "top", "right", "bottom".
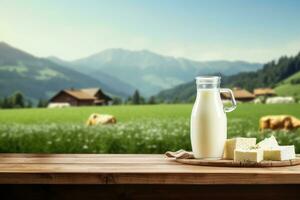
{"left": 195, "top": 76, "right": 221, "bottom": 84}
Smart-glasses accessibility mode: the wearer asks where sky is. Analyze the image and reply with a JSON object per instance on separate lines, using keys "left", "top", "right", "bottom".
{"left": 1, "top": 0, "right": 300, "bottom": 63}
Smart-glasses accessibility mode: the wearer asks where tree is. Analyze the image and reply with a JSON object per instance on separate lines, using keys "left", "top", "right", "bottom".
{"left": 125, "top": 96, "right": 132, "bottom": 104}
{"left": 37, "top": 99, "right": 48, "bottom": 108}
{"left": 148, "top": 96, "right": 156, "bottom": 104}
{"left": 26, "top": 100, "right": 33, "bottom": 108}
{"left": 112, "top": 97, "right": 122, "bottom": 105}
{"left": 291, "top": 78, "right": 300, "bottom": 85}
{"left": 188, "top": 95, "right": 196, "bottom": 103}
{"left": 12, "top": 92, "right": 25, "bottom": 108}
{"left": 2, "top": 97, "right": 13, "bottom": 108}
{"left": 132, "top": 90, "right": 141, "bottom": 105}
{"left": 140, "top": 96, "right": 145, "bottom": 104}
{"left": 172, "top": 97, "right": 180, "bottom": 104}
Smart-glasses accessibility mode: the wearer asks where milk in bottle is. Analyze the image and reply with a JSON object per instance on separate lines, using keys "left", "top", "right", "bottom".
{"left": 191, "top": 76, "right": 236, "bottom": 159}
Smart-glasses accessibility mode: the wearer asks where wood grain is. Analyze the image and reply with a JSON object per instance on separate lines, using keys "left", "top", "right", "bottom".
{"left": 173, "top": 156, "right": 300, "bottom": 167}
{"left": 0, "top": 154, "right": 300, "bottom": 184}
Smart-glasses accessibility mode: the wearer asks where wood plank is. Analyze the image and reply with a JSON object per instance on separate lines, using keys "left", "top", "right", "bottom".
{"left": 0, "top": 172, "right": 300, "bottom": 185}
{"left": 0, "top": 162, "right": 300, "bottom": 173}
{"left": 174, "top": 157, "right": 300, "bottom": 167}
{"left": 0, "top": 154, "right": 299, "bottom": 184}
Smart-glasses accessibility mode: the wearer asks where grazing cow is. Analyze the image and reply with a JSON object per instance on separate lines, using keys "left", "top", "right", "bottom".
{"left": 266, "top": 96, "right": 295, "bottom": 104}
{"left": 86, "top": 113, "right": 116, "bottom": 126}
{"left": 259, "top": 115, "right": 300, "bottom": 131}
{"left": 47, "top": 103, "right": 70, "bottom": 108}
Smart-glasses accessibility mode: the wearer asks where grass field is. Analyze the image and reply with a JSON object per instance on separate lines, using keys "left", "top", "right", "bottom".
{"left": 275, "top": 71, "right": 300, "bottom": 99}
{"left": 0, "top": 104, "right": 299, "bottom": 153}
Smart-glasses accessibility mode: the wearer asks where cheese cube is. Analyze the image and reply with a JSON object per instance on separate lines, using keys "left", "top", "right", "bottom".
{"left": 234, "top": 148, "right": 263, "bottom": 162}
{"left": 263, "top": 145, "right": 296, "bottom": 161}
{"left": 257, "top": 135, "right": 279, "bottom": 150}
{"left": 223, "top": 137, "right": 256, "bottom": 159}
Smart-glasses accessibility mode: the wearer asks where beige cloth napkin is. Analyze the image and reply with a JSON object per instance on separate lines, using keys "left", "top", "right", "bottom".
{"left": 165, "top": 149, "right": 194, "bottom": 159}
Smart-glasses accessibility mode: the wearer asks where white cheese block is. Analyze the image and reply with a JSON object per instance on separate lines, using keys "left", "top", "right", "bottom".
{"left": 234, "top": 148, "right": 263, "bottom": 162}
{"left": 257, "top": 135, "right": 279, "bottom": 150}
{"left": 263, "top": 145, "right": 296, "bottom": 161}
{"left": 223, "top": 137, "right": 256, "bottom": 159}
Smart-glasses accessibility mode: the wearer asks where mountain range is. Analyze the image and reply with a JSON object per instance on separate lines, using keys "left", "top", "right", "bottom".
{"left": 157, "top": 52, "right": 300, "bottom": 102}
{"left": 47, "top": 55, "right": 136, "bottom": 97}
{"left": 0, "top": 42, "right": 129, "bottom": 101}
{"left": 0, "top": 41, "right": 263, "bottom": 101}
{"left": 66, "top": 49, "right": 262, "bottom": 96}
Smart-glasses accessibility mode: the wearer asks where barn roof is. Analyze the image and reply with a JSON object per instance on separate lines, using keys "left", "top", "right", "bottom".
{"left": 50, "top": 87, "right": 113, "bottom": 102}
{"left": 81, "top": 88, "right": 100, "bottom": 97}
{"left": 64, "top": 89, "right": 95, "bottom": 100}
{"left": 253, "top": 88, "right": 276, "bottom": 96}
{"left": 233, "top": 89, "right": 255, "bottom": 99}
{"left": 222, "top": 88, "right": 255, "bottom": 99}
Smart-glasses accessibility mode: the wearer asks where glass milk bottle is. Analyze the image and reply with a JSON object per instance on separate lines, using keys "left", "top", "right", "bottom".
{"left": 191, "top": 76, "right": 236, "bottom": 159}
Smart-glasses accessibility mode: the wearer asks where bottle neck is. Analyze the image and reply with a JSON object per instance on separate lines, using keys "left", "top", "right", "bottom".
{"left": 197, "top": 83, "right": 220, "bottom": 90}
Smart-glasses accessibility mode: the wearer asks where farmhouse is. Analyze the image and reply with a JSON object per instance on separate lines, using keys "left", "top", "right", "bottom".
{"left": 253, "top": 88, "right": 276, "bottom": 97}
{"left": 222, "top": 87, "right": 255, "bottom": 102}
{"left": 49, "top": 88, "right": 112, "bottom": 106}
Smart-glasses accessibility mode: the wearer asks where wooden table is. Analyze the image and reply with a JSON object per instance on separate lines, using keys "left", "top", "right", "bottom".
{"left": 0, "top": 154, "right": 300, "bottom": 199}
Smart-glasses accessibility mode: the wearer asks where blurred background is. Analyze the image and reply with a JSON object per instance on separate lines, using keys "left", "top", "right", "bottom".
{"left": 0, "top": 0, "right": 299, "bottom": 153}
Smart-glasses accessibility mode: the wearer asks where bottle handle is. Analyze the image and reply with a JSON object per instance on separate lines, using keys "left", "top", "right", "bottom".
{"left": 220, "top": 88, "right": 237, "bottom": 113}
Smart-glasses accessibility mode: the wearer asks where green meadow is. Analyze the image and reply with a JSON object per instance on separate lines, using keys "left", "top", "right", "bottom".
{"left": 1, "top": 104, "right": 300, "bottom": 124}
{"left": 0, "top": 104, "right": 299, "bottom": 153}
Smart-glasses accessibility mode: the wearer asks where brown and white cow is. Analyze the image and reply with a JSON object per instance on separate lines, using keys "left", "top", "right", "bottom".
{"left": 259, "top": 115, "right": 300, "bottom": 131}
{"left": 86, "top": 113, "right": 117, "bottom": 126}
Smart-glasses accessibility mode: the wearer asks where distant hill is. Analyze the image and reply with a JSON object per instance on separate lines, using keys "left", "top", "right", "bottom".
{"left": 71, "top": 49, "right": 262, "bottom": 96}
{"left": 0, "top": 42, "right": 128, "bottom": 101}
{"left": 157, "top": 52, "right": 300, "bottom": 102}
{"left": 275, "top": 71, "right": 300, "bottom": 99}
{"left": 0, "top": 42, "right": 263, "bottom": 100}
{"left": 221, "top": 53, "right": 300, "bottom": 91}
{"left": 48, "top": 56, "right": 136, "bottom": 97}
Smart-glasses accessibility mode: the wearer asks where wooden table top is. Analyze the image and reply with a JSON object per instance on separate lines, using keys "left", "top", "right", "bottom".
{"left": 0, "top": 154, "right": 300, "bottom": 184}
